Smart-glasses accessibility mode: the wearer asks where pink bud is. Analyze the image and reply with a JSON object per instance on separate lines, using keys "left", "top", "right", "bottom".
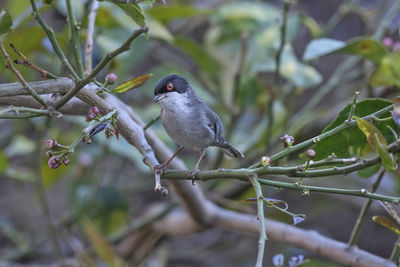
{"left": 280, "top": 134, "right": 295, "bottom": 148}
{"left": 86, "top": 106, "right": 100, "bottom": 122}
{"left": 105, "top": 73, "right": 117, "bottom": 84}
{"left": 307, "top": 149, "right": 316, "bottom": 158}
{"left": 48, "top": 156, "right": 61, "bottom": 169}
{"left": 45, "top": 151, "right": 53, "bottom": 157}
{"left": 63, "top": 158, "right": 70, "bottom": 165}
{"left": 45, "top": 139, "right": 55, "bottom": 149}
{"left": 382, "top": 37, "right": 394, "bottom": 48}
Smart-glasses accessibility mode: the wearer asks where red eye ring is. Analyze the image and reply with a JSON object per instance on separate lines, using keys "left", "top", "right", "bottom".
{"left": 167, "top": 82, "right": 174, "bottom": 91}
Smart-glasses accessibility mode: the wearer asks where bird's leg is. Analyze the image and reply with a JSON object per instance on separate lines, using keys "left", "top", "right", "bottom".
{"left": 189, "top": 149, "right": 205, "bottom": 185}
{"left": 154, "top": 146, "right": 184, "bottom": 175}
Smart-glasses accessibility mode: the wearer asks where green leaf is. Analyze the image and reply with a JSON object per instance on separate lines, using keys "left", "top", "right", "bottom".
{"left": 43, "top": 0, "right": 53, "bottom": 4}
{"left": 303, "top": 38, "right": 345, "bottom": 61}
{"left": 147, "top": 5, "right": 208, "bottom": 24}
{"left": 372, "top": 215, "right": 400, "bottom": 235}
{"left": 108, "top": 1, "right": 145, "bottom": 27}
{"left": 0, "top": 9, "right": 13, "bottom": 37}
{"left": 0, "top": 150, "right": 8, "bottom": 172}
{"left": 81, "top": 217, "right": 125, "bottom": 267}
{"left": 373, "top": 133, "right": 396, "bottom": 170}
{"left": 357, "top": 165, "right": 380, "bottom": 178}
{"left": 313, "top": 99, "right": 396, "bottom": 162}
{"left": 303, "top": 37, "right": 388, "bottom": 64}
{"left": 370, "top": 51, "right": 400, "bottom": 87}
{"left": 113, "top": 73, "right": 153, "bottom": 93}
{"left": 354, "top": 116, "right": 388, "bottom": 148}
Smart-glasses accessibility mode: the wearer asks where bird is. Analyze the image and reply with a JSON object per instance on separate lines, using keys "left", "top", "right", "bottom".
{"left": 153, "top": 74, "right": 244, "bottom": 184}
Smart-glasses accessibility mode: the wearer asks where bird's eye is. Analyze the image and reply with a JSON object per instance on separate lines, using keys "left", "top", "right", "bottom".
{"left": 167, "top": 82, "right": 174, "bottom": 91}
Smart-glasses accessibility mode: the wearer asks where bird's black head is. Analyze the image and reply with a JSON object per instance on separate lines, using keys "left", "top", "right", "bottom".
{"left": 154, "top": 74, "right": 189, "bottom": 99}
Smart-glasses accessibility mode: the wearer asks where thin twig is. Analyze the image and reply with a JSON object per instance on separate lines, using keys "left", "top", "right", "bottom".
{"left": 249, "top": 175, "right": 266, "bottom": 267}
{"left": 348, "top": 167, "right": 385, "bottom": 245}
{"left": 66, "top": 0, "right": 84, "bottom": 78}
{"left": 84, "top": 0, "right": 99, "bottom": 75}
{"left": 0, "top": 41, "right": 47, "bottom": 107}
{"left": 143, "top": 115, "right": 160, "bottom": 131}
{"left": 346, "top": 91, "right": 359, "bottom": 123}
{"left": 10, "top": 43, "right": 58, "bottom": 79}
{"left": 30, "top": 0, "right": 80, "bottom": 81}
{"left": 54, "top": 26, "right": 148, "bottom": 109}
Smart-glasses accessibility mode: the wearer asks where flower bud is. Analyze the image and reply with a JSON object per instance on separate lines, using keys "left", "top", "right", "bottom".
{"left": 306, "top": 149, "right": 316, "bottom": 158}
{"left": 86, "top": 106, "right": 100, "bottom": 122}
{"left": 48, "top": 156, "right": 61, "bottom": 169}
{"left": 105, "top": 73, "right": 117, "bottom": 84}
{"left": 382, "top": 37, "right": 393, "bottom": 48}
{"left": 63, "top": 158, "right": 70, "bottom": 165}
{"left": 45, "top": 139, "right": 57, "bottom": 149}
{"left": 260, "top": 156, "right": 271, "bottom": 166}
{"left": 280, "top": 134, "right": 295, "bottom": 148}
{"left": 45, "top": 151, "right": 53, "bottom": 157}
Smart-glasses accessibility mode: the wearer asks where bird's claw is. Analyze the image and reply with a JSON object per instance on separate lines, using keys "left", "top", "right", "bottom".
{"left": 188, "top": 167, "right": 199, "bottom": 185}
{"left": 154, "top": 163, "right": 168, "bottom": 175}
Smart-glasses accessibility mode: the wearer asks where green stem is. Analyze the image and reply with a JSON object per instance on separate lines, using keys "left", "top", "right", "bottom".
{"left": 54, "top": 26, "right": 148, "bottom": 109}
{"left": 249, "top": 175, "right": 266, "bottom": 267}
{"left": 251, "top": 104, "right": 393, "bottom": 168}
{"left": 0, "top": 106, "right": 50, "bottom": 119}
{"left": 390, "top": 236, "right": 400, "bottom": 263}
{"left": 30, "top": 0, "right": 80, "bottom": 81}
{"left": 143, "top": 115, "right": 160, "bottom": 131}
{"left": 348, "top": 168, "right": 385, "bottom": 246}
{"left": 347, "top": 91, "right": 359, "bottom": 123}
{"left": 66, "top": 0, "right": 84, "bottom": 78}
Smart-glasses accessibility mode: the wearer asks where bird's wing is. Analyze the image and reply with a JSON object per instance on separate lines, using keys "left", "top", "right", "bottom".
{"left": 204, "top": 105, "right": 225, "bottom": 144}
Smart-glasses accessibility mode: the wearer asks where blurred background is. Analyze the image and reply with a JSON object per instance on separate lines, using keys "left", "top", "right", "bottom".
{"left": 0, "top": 0, "right": 400, "bottom": 266}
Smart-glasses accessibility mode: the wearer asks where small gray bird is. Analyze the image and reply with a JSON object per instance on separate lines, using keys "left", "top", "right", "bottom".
{"left": 153, "top": 74, "right": 243, "bottom": 183}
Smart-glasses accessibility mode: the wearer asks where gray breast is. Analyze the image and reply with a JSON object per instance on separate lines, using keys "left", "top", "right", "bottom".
{"left": 159, "top": 92, "right": 214, "bottom": 150}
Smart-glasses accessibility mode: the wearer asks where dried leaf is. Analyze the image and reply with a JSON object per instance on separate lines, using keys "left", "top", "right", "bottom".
{"left": 372, "top": 215, "right": 400, "bottom": 235}
{"left": 113, "top": 73, "right": 153, "bottom": 93}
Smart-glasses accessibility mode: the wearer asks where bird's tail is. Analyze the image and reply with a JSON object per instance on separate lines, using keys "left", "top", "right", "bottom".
{"left": 218, "top": 142, "right": 244, "bottom": 158}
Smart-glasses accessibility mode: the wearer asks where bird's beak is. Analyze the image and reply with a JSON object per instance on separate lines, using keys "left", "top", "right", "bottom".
{"left": 153, "top": 94, "right": 167, "bottom": 103}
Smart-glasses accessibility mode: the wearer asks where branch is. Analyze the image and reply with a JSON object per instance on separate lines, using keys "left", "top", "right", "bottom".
{"left": 54, "top": 26, "right": 149, "bottom": 109}
{"left": 66, "top": 0, "right": 84, "bottom": 77}
{"left": 84, "top": 0, "right": 99, "bottom": 75}
{"left": 10, "top": 43, "right": 58, "bottom": 79}
{"left": 0, "top": 41, "right": 47, "bottom": 107}
{"left": 249, "top": 176, "right": 266, "bottom": 267}
{"left": 0, "top": 78, "right": 74, "bottom": 97}
{"left": 30, "top": 0, "right": 80, "bottom": 81}
{"left": 154, "top": 206, "right": 395, "bottom": 267}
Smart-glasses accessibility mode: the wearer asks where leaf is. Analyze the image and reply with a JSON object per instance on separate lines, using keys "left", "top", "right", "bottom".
{"left": 81, "top": 217, "right": 125, "bottom": 267}
{"left": 113, "top": 73, "right": 153, "bottom": 93}
{"left": 43, "top": 0, "right": 53, "bottom": 4}
{"left": 147, "top": 5, "right": 208, "bottom": 24}
{"left": 303, "top": 38, "right": 345, "bottom": 61}
{"left": 354, "top": 116, "right": 388, "bottom": 148}
{"left": 379, "top": 201, "right": 400, "bottom": 225}
{"left": 370, "top": 51, "right": 400, "bottom": 87}
{"left": 0, "top": 9, "right": 13, "bottom": 37}
{"left": 303, "top": 37, "right": 388, "bottom": 64}
{"left": 313, "top": 99, "right": 396, "bottom": 162}
{"left": 372, "top": 133, "right": 396, "bottom": 170}
{"left": 357, "top": 165, "right": 380, "bottom": 178}
{"left": 372, "top": 215, "right": 400, "bottom": 235}
{"left": 336, "top": 37, "right": 388, "bottom": 64}
{"left": 108, "top": 1, "right": 145, "bottom": 27}
{"left": 0, "top": 150, "right": 8, "bottom": 173}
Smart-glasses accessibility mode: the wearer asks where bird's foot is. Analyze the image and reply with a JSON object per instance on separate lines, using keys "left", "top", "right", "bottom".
{"left": 188, "top": 167, "right": 199, "bottom": 185}
{"left": 154, "top": 163, "right": 168, "bottom": 175}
